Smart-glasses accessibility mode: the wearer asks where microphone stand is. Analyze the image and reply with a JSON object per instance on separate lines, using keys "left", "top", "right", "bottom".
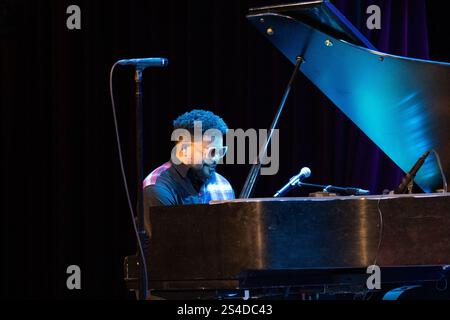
{"left": 112, "top": 58, "right": 167, "bottom": 300}
{"left": 296, "top": 182, "right": 370, "bottom": 196}
{"left": 135, "top": 67, "right": 147, "bottom": 300}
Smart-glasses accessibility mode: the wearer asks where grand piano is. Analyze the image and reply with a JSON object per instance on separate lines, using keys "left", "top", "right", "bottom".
{"left": 135, "top": 1, "right": 450, "bottom": 299}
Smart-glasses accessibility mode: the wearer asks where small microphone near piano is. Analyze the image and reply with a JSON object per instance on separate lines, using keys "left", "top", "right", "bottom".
{"left": 391, "top": 149, "right": 432, "bottom": 194}
{"left": 273, "top": 167, "right": 371, "bottom": 197}
{"left": 322, "top": 185, "right": 370, "bottom": 196}
{"left": 273, "top": 167, "right": 311, "bottom": 197}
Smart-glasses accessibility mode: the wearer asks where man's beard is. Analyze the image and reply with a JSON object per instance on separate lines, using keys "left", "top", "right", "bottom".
{"left": 192, "top": 163, "right": 217, "bottom": 181}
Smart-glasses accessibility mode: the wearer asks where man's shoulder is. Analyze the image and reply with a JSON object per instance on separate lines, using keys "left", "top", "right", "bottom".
{"left": 143, "top": 162, "right": 173, "bottom": 189}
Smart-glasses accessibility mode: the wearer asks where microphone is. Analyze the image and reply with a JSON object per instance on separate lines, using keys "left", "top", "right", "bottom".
{"left": 393, "top": 149, "right": 431, "bottom": 194}
{"left": 274, "top": 167, "right": 311, "bottom": 197}
{"left": 117, "top": 57, "right": 168, "bottom": 69}
{"left": 323, "top": 185, "right": 370, "bottom": 196}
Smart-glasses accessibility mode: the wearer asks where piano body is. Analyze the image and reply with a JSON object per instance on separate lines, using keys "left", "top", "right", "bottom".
{"left": 147, "top": 195, "right": 450, "bottom": 290}
{"left": 141, "top": 1, "right": 450, "bottom": 298}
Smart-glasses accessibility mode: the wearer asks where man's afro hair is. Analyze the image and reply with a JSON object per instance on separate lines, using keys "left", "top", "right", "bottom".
{"left": 173, "top": 109, "right": 228, "bottom": 135}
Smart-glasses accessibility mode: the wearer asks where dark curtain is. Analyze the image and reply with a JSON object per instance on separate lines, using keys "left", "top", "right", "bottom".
{"left": 0, "top": 0, "right": 447, "bottom": 298}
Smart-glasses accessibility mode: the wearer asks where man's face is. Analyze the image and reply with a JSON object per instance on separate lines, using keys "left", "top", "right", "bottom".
{"left": 185, "top": 134, "right": 227, "bottom": 180}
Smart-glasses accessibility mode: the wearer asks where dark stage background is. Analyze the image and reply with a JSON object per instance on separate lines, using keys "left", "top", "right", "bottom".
{"left": 1, "top": 0, "right": 449, "bottom": 299}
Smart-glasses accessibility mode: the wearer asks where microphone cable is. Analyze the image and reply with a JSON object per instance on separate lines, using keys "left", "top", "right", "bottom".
{"left": 431, "top": 149, "right": 448, "bottom": 193}
{"left": 109, "top": 62, "right": 148, "bottom": 299}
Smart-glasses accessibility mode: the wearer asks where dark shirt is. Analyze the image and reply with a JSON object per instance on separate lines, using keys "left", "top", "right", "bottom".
{"left": 143, "top": 160, "right": 235, "bottom": 207}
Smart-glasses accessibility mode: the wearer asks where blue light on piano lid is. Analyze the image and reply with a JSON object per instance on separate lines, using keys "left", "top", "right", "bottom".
{"left": 395, "top": 95, "right": 437, "bottom": 192}
{"left": 397, "top": 92, "right": 418, "bottom": 105}
{"left": 347, "top": 88, "right": 436, "bottom": 192}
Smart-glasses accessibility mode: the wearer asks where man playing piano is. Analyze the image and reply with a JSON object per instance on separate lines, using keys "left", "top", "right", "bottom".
{"left": 143, "top": 109, "right": 235, "bottom": 208}
{"left": 142, "top": 109, "right": 236, "bottom": 299}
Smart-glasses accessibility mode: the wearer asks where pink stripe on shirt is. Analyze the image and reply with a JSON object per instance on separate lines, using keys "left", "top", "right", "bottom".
{"left": 142, "top": 162, "right": 172, "bottom": 188}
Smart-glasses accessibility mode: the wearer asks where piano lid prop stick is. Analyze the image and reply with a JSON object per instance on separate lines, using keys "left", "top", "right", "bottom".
{"left": 240, "top": 55, "right": 304, "bottom": 199}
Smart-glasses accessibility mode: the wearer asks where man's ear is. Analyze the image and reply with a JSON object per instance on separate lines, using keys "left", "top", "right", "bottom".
{"left": 178, "top": 142, "right": 192, "bottom": 159}
{"left": 180, "top": 142, "right": 189, "bottom": 152}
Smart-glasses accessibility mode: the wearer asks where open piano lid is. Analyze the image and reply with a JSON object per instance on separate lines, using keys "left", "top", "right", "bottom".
{"left": 247, "top": 1, "right": 450, "bottom": 192}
